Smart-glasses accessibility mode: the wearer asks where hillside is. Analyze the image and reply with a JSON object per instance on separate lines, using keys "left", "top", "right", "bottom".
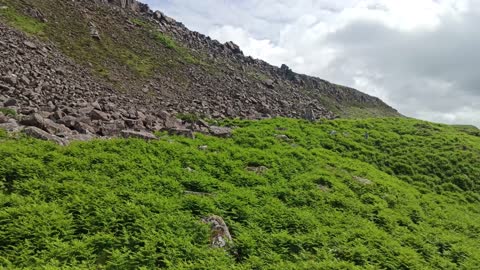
{"left": 1, "top": 117, "right": 480, "bottom": 269}
{"left": 0, "top": 0, "right": 400, "bottom": 143}
{"left": 2, "top": 1, "right": 480, "bottom": 269}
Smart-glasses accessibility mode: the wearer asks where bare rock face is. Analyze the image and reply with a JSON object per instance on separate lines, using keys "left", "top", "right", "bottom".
{"left": 202, "top": 215, "right": 233, "bottom": 248}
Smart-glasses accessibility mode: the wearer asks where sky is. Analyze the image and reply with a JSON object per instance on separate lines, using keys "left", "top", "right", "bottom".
{"left": 144, "top": 0, "right": 479, "bottom": 127}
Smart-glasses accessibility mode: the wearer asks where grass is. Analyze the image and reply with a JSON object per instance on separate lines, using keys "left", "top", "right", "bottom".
{"left": 154, "top": 32, "right": 177, "bottom": 50}
{"left": 0, "top": 108, "right": 16, "bottom": 117}
{"left": 1, "top": 117, "right": 479, "bottom": 269}
{"left": 0, "top": 5, "right": 45, "bottom": 35}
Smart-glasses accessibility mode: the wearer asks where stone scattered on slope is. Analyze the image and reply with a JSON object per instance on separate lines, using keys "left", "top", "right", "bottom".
{"left": 353, "top": 176, "right": 373, "bottom": 185}
{"left": 23, "top": 126, "right": 66, "bottom": 145}
{"left": 0, "top": 112, "right": 8, "bottom": 124}
{"left": 201, "top": 215, "right": 233, "bottom": 248}
{"left": 120, "top": 129, "right": 157, "bottom": 140}
{"left": 209, "top": 126, "right": 233, "bottom": 138}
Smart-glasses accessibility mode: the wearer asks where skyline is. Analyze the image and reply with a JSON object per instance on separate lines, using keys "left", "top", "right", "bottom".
{"left": 144, "top": 0, "right": 479, "bottom": 126}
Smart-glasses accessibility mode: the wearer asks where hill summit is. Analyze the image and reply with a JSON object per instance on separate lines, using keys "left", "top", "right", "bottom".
{"left": 0, "top": 0, "right": 398, "bottom": 142}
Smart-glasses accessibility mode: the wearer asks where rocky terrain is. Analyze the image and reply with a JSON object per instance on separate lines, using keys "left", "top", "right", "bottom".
{"left": 0, "top": 0, "right": 400, "bottom": 144}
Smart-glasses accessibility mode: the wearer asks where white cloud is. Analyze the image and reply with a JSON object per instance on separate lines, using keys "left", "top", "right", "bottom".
{"left": 145, "top": 0, "right": 480, "bottom": 127}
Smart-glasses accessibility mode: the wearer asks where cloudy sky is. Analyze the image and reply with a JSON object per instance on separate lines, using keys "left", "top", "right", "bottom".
{"left": 144, "top": 0, "right": 479, "bottom": 127}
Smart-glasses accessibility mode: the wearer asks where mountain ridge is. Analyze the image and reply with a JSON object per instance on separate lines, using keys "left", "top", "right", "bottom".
{"left": 0, "top": 0, "right": 399, "bottom": 143}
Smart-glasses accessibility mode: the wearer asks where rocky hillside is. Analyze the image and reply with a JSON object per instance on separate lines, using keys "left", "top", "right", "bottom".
{"left": 0, "top": 0, "right": 399, "bottom": 142}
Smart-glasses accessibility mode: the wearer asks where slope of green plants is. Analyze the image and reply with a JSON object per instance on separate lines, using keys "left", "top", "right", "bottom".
{"left": 1, "top": 117, "right": 480, "bottom": 269}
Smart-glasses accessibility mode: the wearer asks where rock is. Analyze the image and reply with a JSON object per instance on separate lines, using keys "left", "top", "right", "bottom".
{"left": 263, "top": 79, "right": 275, "bottom": 89}
{"left": 304, "top": 107, "right": 315, "bottom": 122}
{"left": 23, "top": 126, "right": 66, "bottom": 145}
{"left": 197, "top": 119, "right": 210, "bottom": 128}
{"left": 0, "top": 112, "right": 8, "bottom": 123}
{"left": 168, "top": 128, "right": 195, "bottom": 139}
{"left": 99, "top": 120, "right": 126, "bottom": 136}
{"left": 74, "top": 121, "right": 96, "bottom": 134}
{"left": 201, "top": 215, "right": 233, "bottom": 248}
{"left": 88, "top": 22, "right": 100, "bottom": 40}
{"left": 120, "top": 130, "right": 157, "bottom": 140}
{"left": 225, "top": 41, "right": 242, "bottom": 55}
{"left": 164, "top": 116, "right": 182, "bottom": 130}
{"left": 275, "top": 134, "right": 290, "bottom": 141}
{"left": 198, "top": 145, "right": 208, "bottom": 150}
{"left": 23, "top": 41, "right": 37, "bottom": 49}
{"left": 0, "top": 119, "right": 21, "bottom": 132}
{"left": 89, "top": 109, "right": 110, "bottom": 121}
{"left": 20, "top": 113, "right": 71, "bottom": 135}
{"left": 209, "top": 126, "right": 232, "bottom": 137}
{"left": 246, "top": 166, "right": 268, "bottom": 175}
{"left": 3, "top": 98, "right": 17, "bottom": 107}
{"left": 353, "top": 176, "right": 373, "bottom": 185}
{"left": 1, "top": 74, "right": 17, "bottom": 85}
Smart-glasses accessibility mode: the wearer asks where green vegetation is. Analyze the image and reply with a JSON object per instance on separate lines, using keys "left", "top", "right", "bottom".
{"left": 154, "top": 32, "right": 177, "bottom": 50}
{"left": 1, "top": 117, "right": 480, "bottom": 269}
{"left": 0, "top": 5, "right": 45, "bottom": 35}
{"left": 0, "top": 108, "right": 16, "bottom": 117}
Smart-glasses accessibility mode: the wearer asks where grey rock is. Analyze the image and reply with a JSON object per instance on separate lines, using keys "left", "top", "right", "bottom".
{"left": 168, "top": 128, "right": 195, "bottom": 139}
{"left": 23, "top": 41, "right": 37, "bottom": 49}
{"left": 120, "top": 129, "right": 157, "bottom": 140}
{"left": 0, "top": 119, "right": 21, "bottom": 132}
{"left": 209, "top": 126, "right": 232, "bottom": 137}
{"left": 201, "top": 215, "right": 232, "bottom": 248}
{"left": 246, "top": 166, "right": 268, "bottom": 175}
{"left": 20, "top": 113, "right": 71, "bottom": 135}
{"left": 23, "top": 126, "right": 66, "bottom": 145}
{"left": 3, "top": 98, "right": 17, "bottom": 107}
{"left": 263, "top": 79, "right": 275, "bottom": 89}
{"left": 1, "top": 74, "right": 17, "bottom": 85}
{"left": 353, "top": 176, "right": 373, "bottom": 185}
{"left": 89, "top": 109, "right": 110, "bottom": 121}
{"left": 0, "top": 112, "right": 8, "bottom": 124}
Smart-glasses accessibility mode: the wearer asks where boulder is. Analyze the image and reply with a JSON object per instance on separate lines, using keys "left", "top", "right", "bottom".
{"left": 263, "top": 79, "right": 275, "bottom": 89}
{"left": 201, "top": 215, "right": 233, "bottom": 248}
{"left": 168, "top": 128, "right": 195, "bottom": 139}
{"left": 20, "top": 113, "right": 71, "bottom": 135}
{"left": 0, "top": 119, "right": 21, "bottom": 132}
{"left": 246, "top": 166, "right": 268, "bottom": 175}
{"left": 120, "top": 130, "right": 157, "bottom": 140}
{"left": 1, "top": 74, "right": 17, "bottom": 85}
{"left": 353, "top": 176, "right": 373, "bottom": 185}
{"left": 225, "top": 41, "right": 243, "bottom": 55}
{"left": 0, "top": 112, "right": 8, "bottom": 124}
{"left": 23, "top": 41, "right": 37, "bottom": 49}
{"left": 3, "top": 98, "right": 17, "bottom": 107}
{"left": 304, "top": 107, "right": 315, "bottom": 122}
{"left": 89, "top": 109, "right": 110, "bottom": 121}
{"left": 23, "top": 126, "right": 66, "bottom": 145}
{"left": 209, "top": 126, "right": 232, "bottom": 137}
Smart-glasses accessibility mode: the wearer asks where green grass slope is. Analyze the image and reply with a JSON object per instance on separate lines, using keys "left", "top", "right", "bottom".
{"left": 1, "top": 118, "right": 479, "bottom": 269}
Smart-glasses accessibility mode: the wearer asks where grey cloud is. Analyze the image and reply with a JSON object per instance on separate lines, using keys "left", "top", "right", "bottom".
{"left": 321, "top": 11, "right": 480, "bottom": 125}
{"left": 143, "top": 0, "right": 480, "bottom": 126}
